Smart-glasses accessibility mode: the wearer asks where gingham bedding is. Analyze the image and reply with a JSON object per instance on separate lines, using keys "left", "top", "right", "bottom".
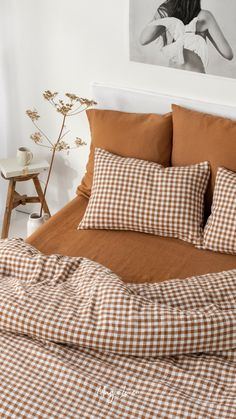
{"left": 201, "top": 167, "right": 236, "bottom": 254}
{"left": 79, "top": 148, "right": 210, "bottom": 246}
{"left": 0, "top": 239, "right": 235, "bottom": 418}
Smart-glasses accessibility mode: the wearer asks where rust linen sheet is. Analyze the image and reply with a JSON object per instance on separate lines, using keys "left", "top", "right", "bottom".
{"left": 27, "top": 195, "right": 236, "bottom": 284}
{"left": 0, "top": 239, "right": 235, "bottom": 418}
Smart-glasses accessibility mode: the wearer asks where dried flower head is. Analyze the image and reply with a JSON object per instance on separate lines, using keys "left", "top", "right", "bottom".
{"left": 26, "top": 109, "right": 40, "bottom": 121}
{"left": 65, "top": 93, "right": 80, "bottom": 102}
{"left": 56, "top": 100, "right": 73, "bottom": 115}
{"left": 30, "top": 132, "right": 42, "bottom": 144}
{"left": 43, "top": 90, "right": 58, "bottom": 101}
{"left": 79, "top": 98, "right": 97, "bottom": 106}
{"left": 75, "top": 137, "right": 86, "bottom": 147}
{"left": 55, "top": 141, "right": 70, "bottom": 151}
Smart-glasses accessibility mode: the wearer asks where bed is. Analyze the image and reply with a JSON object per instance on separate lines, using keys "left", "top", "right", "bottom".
{"left": 27, "top": 83, "right": 236, "bottom": 283}
{"left": 1, "top": 84, "right": 236, "bottom": 418}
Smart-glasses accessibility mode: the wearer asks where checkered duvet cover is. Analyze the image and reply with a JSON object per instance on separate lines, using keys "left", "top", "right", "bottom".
{"left": 0, "top": 239, "right": 235, "bottom": 418}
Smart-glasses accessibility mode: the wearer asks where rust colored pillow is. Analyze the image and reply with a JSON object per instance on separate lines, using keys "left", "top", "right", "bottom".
{"left": 171, "top": 104, "right": 236, "bottom": 217}
{"left": 77, "top": 109, "right": 173, "bottom": 198}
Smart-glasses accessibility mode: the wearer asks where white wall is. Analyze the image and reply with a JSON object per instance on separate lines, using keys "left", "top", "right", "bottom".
{"left": 0, "top": 2, "right": 9, "bottom": 218}
{"left": 1, "top": 0, "right": 236, "bottom": 216}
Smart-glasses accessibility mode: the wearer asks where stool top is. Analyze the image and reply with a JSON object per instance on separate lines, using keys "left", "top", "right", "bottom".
{"left": 0, "top": 158, "right": 49, "bottom": 179}
{"left": 1, "top": 172, "right": 40, "bottom": 182}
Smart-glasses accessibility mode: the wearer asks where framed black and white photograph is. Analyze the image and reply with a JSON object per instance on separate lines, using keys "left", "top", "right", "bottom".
{"left": 130, "top": 0, "right": 236, "bottom": 79}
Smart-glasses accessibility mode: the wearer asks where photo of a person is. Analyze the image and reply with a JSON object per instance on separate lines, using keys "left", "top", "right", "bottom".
{"left": 130, "top": 0, "right": 236, "bottom": 78}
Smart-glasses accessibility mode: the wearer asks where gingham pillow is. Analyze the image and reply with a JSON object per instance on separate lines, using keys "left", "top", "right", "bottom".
{"left": 79, "top": 148, "right": 210, "bottom": 245}
{"left": 201, "top": 167, "right": 236, "bottom": 254}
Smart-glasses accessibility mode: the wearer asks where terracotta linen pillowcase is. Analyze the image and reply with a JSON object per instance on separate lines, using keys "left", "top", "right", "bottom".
{"left": 77, "top": 109, "right": 173, "bottom": 199}
{"left": 79, "top": 148, "right": 210, "bottom": 246}
{"left": 200, "top": 167, "right": 236, "bottom": 255}
{"left": 171, "top": 104, "right": 236, "bottom": 218}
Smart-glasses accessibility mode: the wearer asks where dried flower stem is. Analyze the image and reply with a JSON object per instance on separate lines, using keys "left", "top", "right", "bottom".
{"left": 68, "top": 105, "right": 90, "bottom": 117}
{"left": 39, "top": 114, "right": 66, "bottom": 217}
{"left": 32, "top": 121, "right": 54, "bottom": 147}
{"left": 67, "top": 104, "right": 83, "bottom": 114}
{"left": 60, "top": 130, "right": 71, "bottom": 140}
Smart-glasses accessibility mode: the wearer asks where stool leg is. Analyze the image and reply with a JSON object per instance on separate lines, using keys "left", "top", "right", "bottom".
{"left": 1, "top": 179, "right": 16, "bottom": 239}
{"left": 33, "top": 177, "right": 51, "bottom": 217}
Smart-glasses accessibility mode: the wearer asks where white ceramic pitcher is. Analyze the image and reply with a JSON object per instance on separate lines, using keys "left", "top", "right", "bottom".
{"left": 27, "top": 213, "right": 49, "bottom": 237}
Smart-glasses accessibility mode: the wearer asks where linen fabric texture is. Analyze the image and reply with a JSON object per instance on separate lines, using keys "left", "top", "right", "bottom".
{"left": 171, "top": 104, "right": 236, "bottom": 217}
{"left": 26, "top": 194, "right": 236, "bottom": 284}
{"left": 0, "top": 239, "right": 236, "bottom": 419}
{"left": 77, "top": 109, "right": 173, "bottom": 198}
{"left": 79, "top": 148, "right": 210, "bottom": 245}
{"left": 201, "top": 167, "right": 236, "bottom": 254}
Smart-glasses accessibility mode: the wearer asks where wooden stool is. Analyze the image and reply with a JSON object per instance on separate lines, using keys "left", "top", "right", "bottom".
{"left": 1, "top": 172, "right": 51, "bottom": 239}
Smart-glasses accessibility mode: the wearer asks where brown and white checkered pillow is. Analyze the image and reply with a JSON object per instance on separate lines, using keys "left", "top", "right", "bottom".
{"left": 201, "top": 167, "right": 236, "bottom": 254}
{"left": 79, "top": 148, "right": 210, "bottom": 245}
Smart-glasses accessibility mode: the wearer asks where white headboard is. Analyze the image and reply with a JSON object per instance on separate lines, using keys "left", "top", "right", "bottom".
{"left": 91, "top": 82, "right": 236, "bottom": 120}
